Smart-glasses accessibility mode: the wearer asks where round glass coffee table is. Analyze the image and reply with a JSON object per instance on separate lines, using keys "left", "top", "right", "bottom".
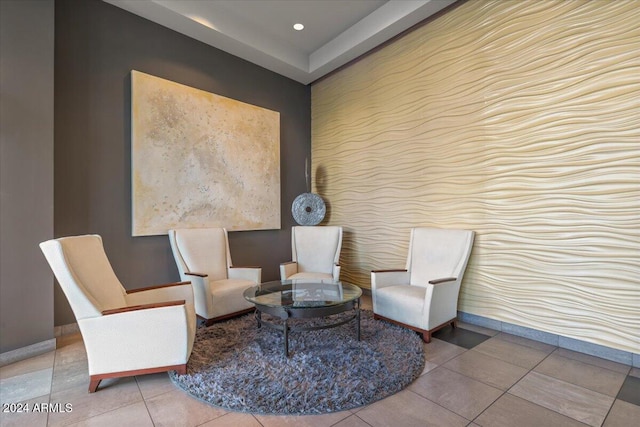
{"left": 243, "top": 280, "right": 362, "bottom": 357}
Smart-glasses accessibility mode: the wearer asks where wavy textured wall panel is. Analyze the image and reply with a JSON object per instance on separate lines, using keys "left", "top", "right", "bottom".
{"left": 312, "top": 0, "right": 640, "bottom": 353}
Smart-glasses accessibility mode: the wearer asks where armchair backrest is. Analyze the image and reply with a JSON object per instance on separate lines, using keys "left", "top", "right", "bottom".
{"left": 292, "top": 226, "right": 342, "bottom": 274}
{"left": 406, "top": 227, "right": 475, "bottom": 287}
{"left": 168, "top": 228, "right": 231, "bottom": 281}
{"left": 39, "top": 235, "right": 127, "bottom": 319}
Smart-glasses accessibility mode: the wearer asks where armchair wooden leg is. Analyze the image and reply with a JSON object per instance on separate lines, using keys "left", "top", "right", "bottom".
{"left": 202, "top": 307, "right": 256, "bottom": 326}
{"left": 88, "top": 364, "right": 188, "bottom": 393}
{"left": 374, "top": 313, "right": 434, "bottom": 343}
{"left": 89, "top": 378, "right": 101, "bottom": 393}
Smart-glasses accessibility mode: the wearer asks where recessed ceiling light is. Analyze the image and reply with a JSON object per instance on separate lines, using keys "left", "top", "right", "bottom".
{"left": 293, "top": 23, "right": 304, "bottom": 31}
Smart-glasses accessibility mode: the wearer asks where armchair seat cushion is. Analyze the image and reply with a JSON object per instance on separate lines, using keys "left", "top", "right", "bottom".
{"left": 375, "top": 285, "right": 426, "bottom": 329}
{"left": 209, "top": 279, "right": 255, "bottom": 318}
{"left": 288, "top": 272, "right": 334, "bottom": 281}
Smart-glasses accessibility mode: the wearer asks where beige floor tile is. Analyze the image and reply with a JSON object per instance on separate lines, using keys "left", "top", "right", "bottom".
{"left": 0, "top": 352, "right": 55, "bottom": 380}
{"left": 423, "top": 338, "right": 467, "bottom": 366}
{"left": 494, "top": 332, "right": 557, "bottom": 353}
{"left": 357, "top": 389, "right": 467, "bottom": 427}
{"left": 509, "top": 371, "right": 614, "bottom": 427}
{"left": 47, "top": 377, "right": 142, "bottom": 427}
{"left": 135, "top": 372, "right": 176, "bottom": 400}
{"left": 254, "top": 410, "right": 352, "bottom": 427}
{"left": 359, "top": 295, "right": 372, "bottom": 311}
{"left": 443, "top": 350, "right": 528, "bottom": 390}
{"left": 56, "top": 333, "right": 83, "bottom": 350}
{"left": 475, "top": 393, "right": 586, "bottom": 427}
{"left": 200, "top": 411, "right": 263, "bottom": 427}
{"left": 332, "top": 414, "right": 374, "bottom": 427}
{"left": 603, "top": 399, "right": 640, "bottom": 427}
{"left": 408, "top": 367, "right": 502, "bottom": 420}
{"left": 473, "top": 337, "right": 550, "bottom": 369}
{"left": 145, "top": 388, "right": 228, "bottom": 427}
{"left": 534, "top": 353, "right": 627, "bottom": 397}
{"left": 53, "top": 340, "right": 87, "bottom": 368}
{"left": 65, "top": 401, "right": 153, "bottom": 426}
{"left": 553, "top": 348, "right": 631, "bottom": 375}
{"left": 630, "top": 367, "right": 640, "bottom": 378}
{"left": 0, "top": 368, "right": 52, "bottom": 405}
{"left": 51, "top": 358, "right": 89, "bottom": 394}
{"left": 421, "top": 360, "right": 439, "bottom": 376}
{"left": 0, "top": 395, "right": 49, "bottom": 427}
{"left": 457, "top": 322, "right": 499, "bottom": 337}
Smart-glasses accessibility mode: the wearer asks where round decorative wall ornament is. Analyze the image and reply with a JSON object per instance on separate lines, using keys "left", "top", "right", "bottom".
{"left": 292, "top": 193, "right": 326, "bottom": 225}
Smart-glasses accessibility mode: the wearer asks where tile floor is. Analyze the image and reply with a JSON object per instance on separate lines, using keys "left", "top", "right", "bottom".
{"left": 1, "top": 295, "right": 638, "bottom": 427}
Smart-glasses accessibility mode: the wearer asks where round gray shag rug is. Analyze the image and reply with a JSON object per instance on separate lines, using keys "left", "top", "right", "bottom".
{"left": 169, "top": 309, "right": 424, "bottom": 415}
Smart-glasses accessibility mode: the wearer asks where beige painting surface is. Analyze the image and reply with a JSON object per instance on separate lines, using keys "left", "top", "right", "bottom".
{"left": 132, "top": 71, "right": 280, "bottom": 235}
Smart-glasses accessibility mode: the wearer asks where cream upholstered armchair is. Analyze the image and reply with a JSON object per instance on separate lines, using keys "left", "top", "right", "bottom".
{"left": 39, "top": 235, "right": 196, "bottom": 393}
{"left": 371, "top": 227, "right": 475, "bottom": 343}
{"left": 280, "top": 226, "right": 343, "bottom": 282}
{"left": 168, "top": 228, "right": 261, "bottom": 325}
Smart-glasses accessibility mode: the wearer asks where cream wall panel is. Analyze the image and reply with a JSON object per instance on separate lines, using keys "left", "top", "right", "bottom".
{"left": 312, "top": 0, "right": 639, "bottom": 353}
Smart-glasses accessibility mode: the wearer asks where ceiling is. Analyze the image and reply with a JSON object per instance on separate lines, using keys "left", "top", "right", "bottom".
{"left": 103, "top": 0, "right": 457, "bottom": 84}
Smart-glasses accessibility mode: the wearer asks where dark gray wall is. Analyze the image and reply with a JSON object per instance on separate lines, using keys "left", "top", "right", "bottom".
{"left": 0, "top": 0, "right": 55, "bottom": 353}
{"left": 54, "top": 0, "right": 311, "bottom": 325}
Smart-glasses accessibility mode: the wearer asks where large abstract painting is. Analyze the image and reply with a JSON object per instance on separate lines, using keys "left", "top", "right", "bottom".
{"left": 131, "top": 70, "right": 280, "bottom": 236}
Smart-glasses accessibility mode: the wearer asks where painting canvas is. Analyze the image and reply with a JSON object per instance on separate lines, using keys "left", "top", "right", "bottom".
{"left": 131, "top": 70, "right": 280, "bottom": 236}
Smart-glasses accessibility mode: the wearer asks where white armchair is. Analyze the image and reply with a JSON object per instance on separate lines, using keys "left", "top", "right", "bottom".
{"left": 39, "top": 235, "right": 196, "bottom": 393}
{"left": 371, "top": 227, "right": 475, "bottom": 343}
{"left": 280, "top": 226, "right": 343, "bottom": 282}
{"left": 168, "top": 228, "right": 261, "bottom": 325}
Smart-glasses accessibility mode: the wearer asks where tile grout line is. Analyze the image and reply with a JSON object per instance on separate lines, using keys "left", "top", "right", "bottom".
{"left": 508, "top": 350, "right": 618, "bottom": 427}
{"left": 466, "top": 352, "right": 540, "bottom": 426}
{"left": 136, "top": 376, "right": 157, "bottom": 427}
{"left": 551, "top": 347, "right": 634, "bottom": 376}
{"left": 405, "top": 387, "right": 475, "bottom": 424}
{"left": 438, "top": 333, "right": 569, "bottom": 425}
{"left": 470, "top": 348, "right": 595, "bottom": 426}
{"left": 416, "top": 343, "right": 477, "bottom": 422}
{"left": 47, "top": 348, "right": 56, "bottom": 427}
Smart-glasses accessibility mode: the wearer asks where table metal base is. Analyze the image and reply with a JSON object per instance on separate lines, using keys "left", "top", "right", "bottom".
{"left": 253, "top": 298, "right": 361, "bottom": 357}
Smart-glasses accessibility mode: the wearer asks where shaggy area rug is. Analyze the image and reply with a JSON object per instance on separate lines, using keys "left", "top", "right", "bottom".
{"left": 170, "top": 309, "right": 425, "bottom": 415}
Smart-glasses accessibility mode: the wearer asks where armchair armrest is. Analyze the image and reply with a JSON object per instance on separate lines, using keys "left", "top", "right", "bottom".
{"left": 102, "top": 300, "right": 185, "bottom": 315}
{"left": 80, "top": 303, "right": 192, "bottom": 375}
{"left": 126, "top": 281, "right": 191, "bottom": 293}
{"left": 372, "top": 269, "right": 408, "bottom": 273}
{"left": 280, "top": 261, "right": 298, "bottom": 280}
{"left": 428, "top": 277, "right": 457, "bottom": 285}
{"left": 125, "top": 281, "right": 193, "bottom": 306}
{"left": 423, "top": 276, "right": 462, "bottom": 328}
{"left": 182, "top": 272, "right": 209, "bottom": 318}
{"left": 332, "top": 264, "right": 341, "bottom": 282}
{"left": 229, "top": 266, "right": 261, "bottom": 283}
{"left": 371, "top": 269, "right": 410, "bottom": 290}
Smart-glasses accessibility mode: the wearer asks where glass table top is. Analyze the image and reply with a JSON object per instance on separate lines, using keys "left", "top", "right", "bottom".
{"left": 243, "top": 280, "right": 362, "bottom": 309}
